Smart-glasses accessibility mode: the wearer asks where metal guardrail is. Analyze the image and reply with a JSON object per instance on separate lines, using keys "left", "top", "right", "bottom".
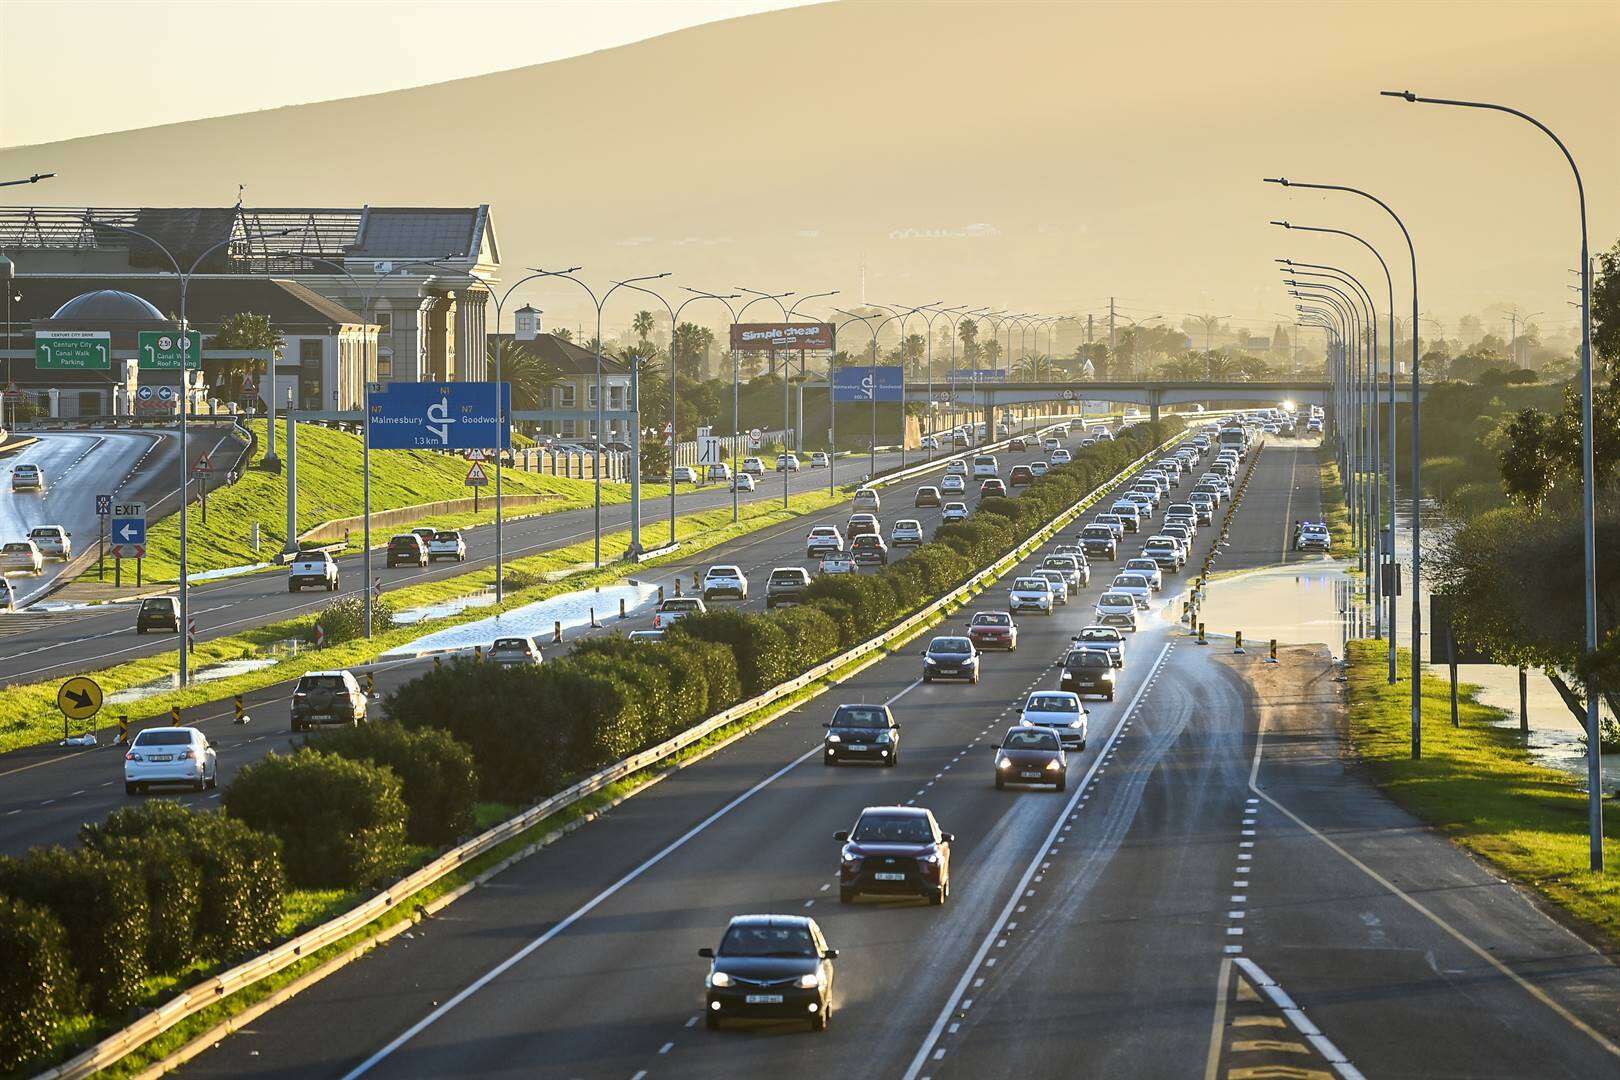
{"left": 36, "top": 427, "right": 1175, "bottom": 1080}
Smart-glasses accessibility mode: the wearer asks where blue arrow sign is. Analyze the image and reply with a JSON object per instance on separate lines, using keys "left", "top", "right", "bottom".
{"left": 367, "top": 382, "right": 512, "bottom": 450}
{"left": 111, "top": 516, "right": 146, "bottom": 545}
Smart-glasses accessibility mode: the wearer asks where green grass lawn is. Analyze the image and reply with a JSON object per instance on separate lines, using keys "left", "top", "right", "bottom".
{"left": 1345, "top": 639, "right": 1620, "bottom": 947}
{"left": 139, "top": 420, "right": 630, "bottom": 580}
{"left": 1316, "top": 448, "right": 1354, "bottom": 554}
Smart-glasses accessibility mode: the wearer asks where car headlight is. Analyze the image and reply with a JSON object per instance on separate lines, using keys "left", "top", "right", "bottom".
{"left": 876, "top": 731, "right": 893, "bottom": 743}
{"left": 1046, "top": 759, "right": 1062, "bottom": 771}
{"left": 1019, "top": 716, "right": 1034, "bottom": 726}
{"left": 841, "top": 844, "right": 861, "bottom": 864}
{"left": 826, "top": 733, "right": 841, "bottom": 743}
{"left": 797, "top": 973, "right": 822, "bottom": 989}
{"left": 918, "top": 851, "right": 941, "bottom": 864}
{"left": 924, "top": 657, "right": 938, "bottom": 665}
{"left": 709, "top": 970, "right": 733, "bottom": 988}
{"left": 996, "top": 755, "right": 1012, "bottom": 770}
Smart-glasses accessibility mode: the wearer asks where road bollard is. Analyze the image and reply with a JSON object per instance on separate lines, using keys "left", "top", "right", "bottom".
{"left": 117, "top": 715, "right": 130, "bottom": 744}
{"left": 1197, "top": 622, "right": 1207, "bottom": 645}
{"left": 365, "top": 671, "right": 375, "bottom": 697}
{"left": 590, "top": 606, "right": 599, "bottom": 628}
{"left": 474, "top": 645, "right": 483, "bottom": 663}
{"left": 620, "top": 597, "right": 627, "bottom": 619}
{"left": 1268, "top": 638, "right": 1279, "bottom": 664}
{"left": 693, "top": 572, "right": 700, "bottom": 591}
{"left": 434, "top": 655, "right": 443, "bottom": 671}
{"left": 233, "top": 694, "right": 248, "bottom": 725}
{"left": 554, "top": 620, "right": 563, "bottom": 643}
{"left": 658, "top": 585, "right": 665, "bottom": 604}
{"left": 1234, "top": 630, "right": 1246, "bottom": 655}
{"left": 675, "top": 578, "right": 683, "bottom": 597}
{"left": 169, "top": 705, "right": 181, "bottom": 724}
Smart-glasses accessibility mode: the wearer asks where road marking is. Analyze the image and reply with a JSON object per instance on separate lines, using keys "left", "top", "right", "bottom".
{"left": 658, "top": 1042, "right": 673, "bottom": 1055}
{"left": 1203, "top": 957, "right": 1233, "bottom": 1080}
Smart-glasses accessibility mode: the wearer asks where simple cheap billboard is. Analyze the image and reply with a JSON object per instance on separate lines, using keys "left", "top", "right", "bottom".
{"left": 833, "top": 366, "right": 904, "bottom": 403}
{"left": 730, "top": 322, "right": 836, "bottom": 351}
{"left": 368, "top": 382, "right": 512, "bottom": 450}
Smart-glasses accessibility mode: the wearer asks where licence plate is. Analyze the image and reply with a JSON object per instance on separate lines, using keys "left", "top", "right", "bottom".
{"left": 151, "top": 755, "right": 173, "bottom": 762}
{"left": 845, "top": 744, "right": 867, "bottom": 752}
{"left": 874, "top": 872, "right": 906, "bottom": 881}
{"left": 1020, "top": 771, "right": 1042, "bottom": 779}
{"left": 745, "top": 994, "right": 784, "bottom": 1004}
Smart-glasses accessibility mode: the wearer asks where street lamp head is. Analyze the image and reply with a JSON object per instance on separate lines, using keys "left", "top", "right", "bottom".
{"left": 1263, "top": 177, "right": 1290, "bottom": 187}
{"left": 1381, "top": 89, "right": 1418, "bottom": 102}
{"left": 526, "top": 266, "right": 584, "bottom": 275}
{"left": 1270, "top": 220, "right": 1292, "bottom": 229}
{"left": 1274, "top": 258, "right": 1292, "bottom": 265}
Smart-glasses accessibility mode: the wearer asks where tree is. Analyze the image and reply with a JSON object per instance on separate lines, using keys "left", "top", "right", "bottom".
{"left": 551, "top": 326, "right": 574, "bottom": 343}
{"left": 740, "top": 349, "right": 764, "bottom": 380}
{"left": 631, "top": 311, "right": 656, "bottom": 348}
{"left": 958, "top": 319, "right": 980, "bottom": 363}
{"left": 207, "top": 312, "right": 283, "bottom": 398}
{"left": 672, "top": 322, "right": 714, "bottom": 380}
{"left": 978, "top": 337, "right": 1003, "bottom": 365}
{"left": 1496, "top": 408, "right": 1561, "bottom": 506}
{"left": 1593, "top": 238, "right": 1620, "bottom": 380}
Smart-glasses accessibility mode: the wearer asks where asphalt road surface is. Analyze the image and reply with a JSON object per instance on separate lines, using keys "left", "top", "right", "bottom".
{"left": 156, "top": 433, "right": 1620, "bottom": 1080}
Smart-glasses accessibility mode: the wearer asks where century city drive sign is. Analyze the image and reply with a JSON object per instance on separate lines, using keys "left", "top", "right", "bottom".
{"left": 729, "top": 322, "right": 836, "bottom": 351}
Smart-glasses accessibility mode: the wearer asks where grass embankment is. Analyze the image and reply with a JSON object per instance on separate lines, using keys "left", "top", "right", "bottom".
{"left": 1316, "top": 447, "right": 1354, "bottom": 554}
{"left": 139, "top": 420, "right": 630, "bottom": 580}
{"left": 1344, "top": 639, "right": 1619, "bottom": 946}
{"left": 0, "top": 489, "right": 851, "bottom": 755}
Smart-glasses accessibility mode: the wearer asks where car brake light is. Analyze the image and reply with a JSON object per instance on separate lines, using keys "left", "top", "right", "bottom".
{"left": 125, "top": 752, "right": 139, "bottom": 761}
{"left": 180, "top": 749, "right": 196, "bottom": 761}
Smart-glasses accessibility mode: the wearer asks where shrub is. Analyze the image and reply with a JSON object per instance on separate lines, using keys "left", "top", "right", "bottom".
{"left": 224, "top": 749, "right": 409, "bottom": 887}
{"left": 765, "top": 604, "right": 842, "bottom": 672}
{"left": 106, "top": 833, "right": 203, "bottom": 973}
{"left": 314, "top": 593, "right": 396, "bottom": 645}
{"left": 0, "top": 848, "right": 148, "bottom": 1013}
{"left": 0, "top": 896, "right": 76, "bottom": 1072}
{"left": 308, "top": 722, "right": 479, "bottom": 847}
{"left": 674, "top": 609, "right": 792, "bottom": 696}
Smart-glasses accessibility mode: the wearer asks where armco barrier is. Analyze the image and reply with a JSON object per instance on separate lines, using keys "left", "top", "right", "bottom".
{"left": 37, "top": 426, "right": 1179, "bottom": 1080}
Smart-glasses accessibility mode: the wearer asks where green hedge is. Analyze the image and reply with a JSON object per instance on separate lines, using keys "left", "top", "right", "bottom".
{"left": 0, "top": 895, "right": 76, "bottom": 1072}
{"left": 309, "top": 722, "right": 479, "bottom": 846}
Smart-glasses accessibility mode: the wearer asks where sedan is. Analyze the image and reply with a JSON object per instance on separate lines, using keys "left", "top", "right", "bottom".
{"left": 701, "top": 916, "right": 837, "bottom": 1030}
{"left": 124, "top": 726, "right": 216, "bottom": 794}
{"left": 941, "top": 474, "right": 967, "bottom": 495}
{"left": 941, "top": 502, "right": 969, "bottom": 523}
{"left": 890, "top": 519, "right": 924, "bottom": 547}
{"left": 674, "top": 465, "right": 699, "bottom": 483}
{"left": 823, "top": 703, "right": 900, "bottom": 766}
{"left": 837, "top": 805, "right": 953, "bottom": 905}
{"left": 10, "top": 463, "right": 43, "bottom": 492}
{"left": 1094, "top": 592, "right": 1139, "bottom": 630}
{"left": 1008, "top": 576, "right": 1054, "bottom": 615}
{"left": 1020, "top": 691, "right": 1088, "bottom": 750}
{"left": 1109, "top": 502, "right": 1141, "bottom": 532}
{"left": 966, "top": 610, "right": 1018, "bottom": 651}
{"left": 1121, "top": 558, "right": 1163, "bottom": 590}
{"left": 922, "top": 636, "right": 980, "bottom": 683}
{"left": 995, "top": 726, "right": 1067, "bottom": 790}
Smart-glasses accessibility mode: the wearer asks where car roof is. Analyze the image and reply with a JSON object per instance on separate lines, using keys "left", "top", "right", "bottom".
{"left": 856, "top": 804, "right": 929, "bottom": 818}
{"left": 726, "top": 913, "right": 815, "bottom": 929}
{"left": 301, "top": 669, "right": 354, "bottom": 678}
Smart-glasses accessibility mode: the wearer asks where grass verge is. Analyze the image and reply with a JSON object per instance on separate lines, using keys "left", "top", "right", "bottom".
{"left": 1316, "top": 447, "right": 1354, "bottom": 554}
{"left": 1344, "top": 639, "right": 1620, "bottom": 948}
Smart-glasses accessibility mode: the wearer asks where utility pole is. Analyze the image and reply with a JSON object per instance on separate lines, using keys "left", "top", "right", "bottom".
{"left": 1108, "top": 298, "right": 1116, "bottom": 378}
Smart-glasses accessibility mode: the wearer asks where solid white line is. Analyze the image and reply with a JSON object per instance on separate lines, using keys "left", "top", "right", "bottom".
{"left": 900, "top": 639, "right": 1173, "bottom": 1080}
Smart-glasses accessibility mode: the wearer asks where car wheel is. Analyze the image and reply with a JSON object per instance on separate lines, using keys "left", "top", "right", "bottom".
{"left": 289, "top": 582, "right": 299, "bottom": 592}
{"left": 995, "top": 776, "right": 1005, "bottom": 790}
{"left": 811, "top": 1004, "right": 829, "bottom": 1032}
{"left": 125, "top": 782, "right": 138, "bottom": 795}
{"left": 136, "top": 626, "right": 145, "bottom": 635}
{"left": 970, "top": 671, "right": 980, "bottom": 684}
{"left": 205, "top": 771, "right": 217, "bottom": 790}
{"left": 929, "top": 886, "right": 946, "bottom": 906}
{"left": 1079, "top": 739, "right": 1088, "bottom": 751}
{"left": 839, "top": 887, "right": 856, "bottom": 904}
{"left": 1107, "top": 691, "right": 1116, "bottom": 701}
{"left": 885, "top": 752, "right": 898, "bottom": 768}
{"left": 1055, "top": 773, "right": 1067, "bottom": 792}
{"left": 1009, "top": 642, "right": 1017, "bottom": 652}
{"left": 923, "top": 674, "right": 931, "bottom": 683}
{"left": 291, "top": 721, "right": 304, "bottom": 733}
{"left": 194, "top": 777, "right": 207, "bottom": 793}
{"left": 824, "top": 753, "right": 836, "bottom": 766}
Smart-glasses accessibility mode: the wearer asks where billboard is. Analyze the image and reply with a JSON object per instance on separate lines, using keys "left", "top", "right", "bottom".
{"left": 833, "top": 366, "right": 904, "bottom": 403}
{"left": 730, "top": 322, "right": 836, "bottom": 351}
{"left": 946, "top": 368, "right": 1009, "bottom": 383}
{"left": 368, "top": 382, "right": 512, "bottom": 450}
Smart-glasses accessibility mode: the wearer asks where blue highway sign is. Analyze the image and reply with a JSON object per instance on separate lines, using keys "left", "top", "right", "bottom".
{"left": 833, "top": 366, "right": 904, "bottom": 403}
{"left": 367, "top": 382, "right": 512, "bottom": 450}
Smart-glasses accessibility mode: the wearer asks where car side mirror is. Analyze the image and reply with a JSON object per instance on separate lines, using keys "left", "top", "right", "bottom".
{"left": 822, "top": 721, "right": 832, "bottom": 728}
{"left": 834, "top": 830, "right": 850, "bottom": 842}
{"left": 698, "top": 947, "right": 714, "bottom": 958}
{"left": 941, "top": 832, "right": 955, "bottom": 844}
{"left": 823, "top": 948, "right": 839, "bottom": 960}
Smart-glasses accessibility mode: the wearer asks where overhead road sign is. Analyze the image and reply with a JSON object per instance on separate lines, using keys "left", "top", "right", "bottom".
{"left": 367, "top": 382, "right": 512, "bottom": 450}
{"left": 57, "top": 676, "right": 104, "bottom": 721}
{"left": 833, "top": 366, "right": 903, "bottom": 403}
{"left": 730, "top": 323, "right": 836, "bottom": 352}
{"left": 946, "top": 369, "right": 1008, "bottom": 383}
{"left": 138, "top": 330, "right": 202, "bottom": 370}
{"left": 35, "top": 330, "right": 111, "bottom": 370}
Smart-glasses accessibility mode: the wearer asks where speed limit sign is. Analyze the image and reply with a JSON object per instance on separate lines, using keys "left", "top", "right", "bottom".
{"left": 748, "top": 428, "right": 763, "bottom": 449}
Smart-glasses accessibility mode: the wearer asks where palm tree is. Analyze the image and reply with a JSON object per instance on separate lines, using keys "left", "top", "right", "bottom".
{"left": 632, "top": 310, "right": 656, "bottom": 348}
{"left": 499, "top": 341, "right": 567, "bottom": 412}
{"left": 958, "top": 318, "right": 980, "bottom": 363}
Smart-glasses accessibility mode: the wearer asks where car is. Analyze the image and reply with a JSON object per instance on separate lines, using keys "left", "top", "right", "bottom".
{"left": 742, "top": 456, "right": 766, "bottom": 476}
{"left": 1160, "top": 523, "right": 1194, "bottom": 549}
{"left": 979, "top": 478, "right": 1008, "bottom": 498}
{"left": 707, "top": 463, "right": 733, "bottom": 483}
{"left": 654, "top": 596, "right": 706, "bottom": 629}
{"left": 1079, "top": 524, "right": 1118, "bottom": 560}
{"left": 941, "top": 502, "right": 969, "bottom": 523}
{"left": 1, "top": 539, "right": 43, "bottom": 575}
{"left": 1125, "top": 493, "right": 1156, "bottom": 520}
{"left": 836, "top": 805, "right": 953, "bottom": 904}
{"left": 966, "top": 610, "right": 1018, "bottom": 651}
{"left": 428, "top": 530, "right": 467, "bottom": 563}
{"left": 135, "top": 596, "right": 181, "bottom": 633}
{"left": 915, "top": 485, "right": 941, "bottom": 507}
{"left": 288, "top": 550, "right": 339, "bottom": 591}
{"left": 1029, "top": 461, "right": 1050, "bottom": 478}
{"left": 1093, "top": 427, "right": 1114, "bottom": 441}
{"left": 850, "top": 533, "right": 889, "bottom": 565}
{"left": 1122, "top": 558, "right": 1163, "bottom": 591}
{"left": 1143, "top": 538, "right": 1184, "bottom": 572}
{"left": 1296, "top": 522, "right": 1332, "bottom": 552}
{"left": 846, "top": 513, "right": 880, "bottom": 540}
{"left": 764, "top": 567, "right": 812, "bottom": 607}
{"left": 806, "top": 526, "right": 844, "bottom": 557}
{"left": 1008, "top": 576, "right": 1055, "bottom": 615}
{"left": 1009, "top": 465, "right": 1035, "bottom": 487}
{"left": 1052, "top": 542, "right": 1087, "bottom": 560}
{"left": 1020, "top": 691, "right": 1088, "bottom": 750}
{"left": 10, "top": 463, "right": 43, "bottom": 492}
{"left": 972, "top": 454, "right": 999, "bottom": 479}
{"left": 1109, "top": 501, "right": 1142, "bottom": 532}
{"left": 1032, "top": 569, "right": 1070, "bottom": 605}
{"left": 776, "top": 453, "right": 801, "bottom": 471}
{"left": 1188, "top": 493, "right": 1215, "bottom": 524}
{"left": 732, "top": 473, "right": 756, "bottom": 492}
{"left": 627, "top": 629, "right": 665, "bottom": 643}
{"left": 853, "top": 487, "right": 881, "bottom": 511}
{"left": 818, "top": 555, "right": 856, "bottom": 575}
{"left": 810, "top": 451, "right": 831, "bottom": 468}
{"left": 940, "top": 473, "right": 967, "bottom": 495}
{"left": 1060, "top": 647, "right": 1117, "bottom": 700}
{"left": 488, "top": 636, "right": 543, "bottom": 666}
{"left": 944, "top": 460, "right": 968, "bottom": 476}
{"left": 1075, "top": 625, "right": 1126, "bottom": 667}
{"left": 1111, "top": 572, "right": 1153, "bottom": 609}
{"left": 702, "top": 565, "right": 748, "bottom": 601}
{"left": 1307, "top": 418, "right": 1324, "bottom": 434}
{"left": 952, "top": 431, "right": 971, "bottom": 448}
{"left": 700, "top": 915, "right": 837, "bottom": 1030}
{"left": 1095, "top": 592, "right": 1139, "bottom": 630}
{"left": 1165, "top": 513, "right": 1196, "bottom": 539}
{"left": 28, "top": 525, "right": 71, "bottom": 560}
{"left": 410, "top": 526, "right": 438, "bottom": 548}
{"left": 995, "top": 725, "right": 1067, "bottom": 790}
{"left": 921, "top": 435, "right": 940, "bottom": 451}
{"left": 386, "top": 533, "right": 429, "bottom": 567}
{"left": 1080, "top": 437, "right": 1097, "bottom": 448}
{"left": 922, "top": 635, "right": 980, "bottom": 683}
{"left": 890, "top": 519, "right": 924, "bottom": 547}
{"left": 290, "top": 670, "right": 369, "bottom": 731}
{"left": 1010, "top": 436, "right": 1028, "bottom": 451}
{"left": 124, "top": 726, "right": 216, "bottom": 794}
{"left": 673, "top": 465, "right": 700, "bottom": 483}
{"left": 1051, "top": 448, "right": 1072, "bottom": 465}
{"left": 1042, "top": 437, "right": 1061, "bottom": 453}
{"left": 1041, "top": 553, "right": 1089, "bottom": 590}
{"left": 822, "top": 703, "right": 900, "bottom": 766}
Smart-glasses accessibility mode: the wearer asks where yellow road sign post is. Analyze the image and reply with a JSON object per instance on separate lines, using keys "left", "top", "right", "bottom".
{"left": 56, "top": 676, "right": 104, "bottom": 741}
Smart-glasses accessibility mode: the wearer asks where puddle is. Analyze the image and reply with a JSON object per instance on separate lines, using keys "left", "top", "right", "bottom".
{"left": 108, "top": 657, "right": 280, "bottom": 705}
{"left": 23, "top": 600, "right": 96, "bottom": 613}
{"left": 393, "top": 590, "right": 500, "bottom": 625}
{"left": 1195, "top": 559, "right": 1356, "bottom": 651}
{"left": 191, "top": 562, "right": 274, "bottom": 582}
{"left": 381, "top": 581, "right": 661, "bottom": 658}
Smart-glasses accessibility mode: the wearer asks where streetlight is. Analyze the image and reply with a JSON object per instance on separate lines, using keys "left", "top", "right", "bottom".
{"left": 526, "top": 267, "right": 669, "bottom": 566}
{"left": 942, "top": 306, "right": 988, "bottom": 438}
{"left": 0, "top": 173, "right": 54, "bottom": 188}
{"left": 1266, "top": 174, "right": 1424, "bottom": 761}
{"left": 683, "top": 288, "right": 745, "bottom": 520}
{"left": 834, "top": 307, "right": 902, "bottom": 479}
{"left": 917, "top": 304, "right": 970, "bottom": 455}
{"left": 737, "top": 287, "right": 800, "bottom": 509}
{"left": 866, "top": 301, "right": 939, "bottom": 469}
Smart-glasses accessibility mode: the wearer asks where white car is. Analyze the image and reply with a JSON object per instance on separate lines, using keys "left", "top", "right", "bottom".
{"left": 940, "top": 474, "right": 966, "bottom": 495}
{"left": 1029, "top": 461, "right": 1050, "bottom": 478}
{"left": 1008, "top": 576, "right": 1054, "bottom": 615}
{"left": 10, "top": 463, "right": 43, "bottom": 492}
{"left": 288, "top": 550, "right": 339, "bottom": 591}
{"left": 941, "top": 502, "right": 969, "bottom": 523}
{"left": 1296, "top": 523, "right": 1332, "bottom": 552}
{"left": 627, "top": 629, "right": 665, "bottom": 643}
{"left": 124, "top": 726, "right": 216, "bottom": 795}
{"left": 853, "top": 487, "right": 881, "bottom": 511}
{"left": 1032, "top": 569, "right": 1070, "bottom": 605}
{"left": 1042, "top": 438, "right": 1061, "bottom": 453}
{"left": 706, "top": 463, "right": 733, "bottom": 483}
{"left": 653, "top": 596, "right": 707, "bottom": 629}
{"left": 741, "top": 456, "right": 766, "bottom": 476}
{"left": 674, "top": 465, "right": 700, "bottom": 483}
{"left": 972, "top": 455, "right": 999, "bottom": 479}
{"left": 776, "top": 453, "right": 800, "bottom": 472}
{"left": 818, "top": 555, "right": 856, "bottom": 575}
{"left": 945, "top": 460, "right": 968, "bottom": 477}
{"left": 1110, "top": 573, "right": 1153, "bottom": 610}
{"left": 0, "top": 577, "right": 15, "bottom": 611}
{"left": 732, "top": 473, "right": 756, "bottom": 492}
{"left": 891, "top": 519, "right": 924, "bottom": 547}
{"left": 1094, "top": 592, "right": 1139, "bottom": 630}
{"left": 428, "top": 530, "right": 467, "bottom": 562}
{"left": 1122, "top": 557, "right": 1163, "bottom": 591}
{"left": 28, "top": 525, "right": 71, "bottom": 560}
{"left": 702, "top": 565, "right": 748, "bottom": 601}
{"left": 1051, "top": 448, "right": 1072, "bottom": 465}
{"left": 1020, "top": 691, "right": 1087, "bottom": 750}
{"left": 921, "top": 435, "right": 940, "bottom": 450}
{"left": 810, "top": 451, "right": 830, "bottom": 468}
{"left": 488, "top": 636, "right": 544, "bottom": 666}
{"left": 1041, "top": 554, "right": 1089, "bottom": 590}
{"left": 1, "top": 540, "right": 43, "bottom": 575}
{"left": 806, "top": 526, "right": 844, "bottom": 557}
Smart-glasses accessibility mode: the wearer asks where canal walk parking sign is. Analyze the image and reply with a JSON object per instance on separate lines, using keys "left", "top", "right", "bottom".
{"left": 367, "top": 382, "right": 512, "bottom": 450}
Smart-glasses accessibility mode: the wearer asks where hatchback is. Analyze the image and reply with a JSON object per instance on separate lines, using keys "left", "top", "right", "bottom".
{"left": 836, "top": 805, "right": 953, "bottom": 904}
{"left": 941, "top": 502, "right": 968, "bottom": 523}
{"left": 966, "top": 610, "right": 1018, "bottom": 651}
{"left": 1020, "top": 691, "right": 1087, "bottom": 750}
{"left": 135, "top": 596, "right": 180, "bottom": 633}
{"left": 823, "top": 704, "right": 900, "bottom": 767}
{"left": 995, "top": 726, "right": 1067, "bottom": 790}
{"left": 700, "top": 916, "right": 837, "bottom": 1030}
{"left": 488, "top": 636, "right": 543, "bottom": 666}
{"left": 890, "top": 519, "right": 924, "bottom": 547}
{"left": 387, "top": 534, "right": 428, "bottom": 567}
{"left": 914, "top": 485, "right": 941, "bottom": 507}
{"left": 922, "top": 636, "right": 980, "bottom": 683}
{"left": 980, "top": 478, "right": 1008, "bottom": 498}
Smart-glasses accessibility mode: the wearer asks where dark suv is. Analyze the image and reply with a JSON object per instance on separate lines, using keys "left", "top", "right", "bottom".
{"left": 836, "top": 806, "right": 953, "bottom": 904}
{"left": 1080, "top": 525, "right": 1118, "bottom": 560}
{"left": 850, "top": 534, "right": 888, "bottom": 565}
{"left": 765, "top": 567, "right": 812, "bottom": 608}
{"left": 290, "top": 670, "right": 369, "bottom": 732}
{"left": 822, "top": 703, "right": 900, "bottom": 766}
{"left": 386, "top": 533, "right": 428, "bottom": 568}
{"left": 1060, "top": 648, "right": 1117, "bottom": 700}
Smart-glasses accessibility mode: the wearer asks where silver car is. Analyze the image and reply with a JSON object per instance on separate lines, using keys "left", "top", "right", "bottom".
{"left": 124, "top": 726, "right": 216, "bottom": 795}
{"left": 488, "top": 636, "right": 544, "bottom": 665}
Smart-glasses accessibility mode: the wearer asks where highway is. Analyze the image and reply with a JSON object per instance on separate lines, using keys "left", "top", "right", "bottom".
{"left": 148, "top": 432, "right": 1620, "bottom": 1080}
{"left": 0, "top": 423, "right": 1085, "bottom": 856}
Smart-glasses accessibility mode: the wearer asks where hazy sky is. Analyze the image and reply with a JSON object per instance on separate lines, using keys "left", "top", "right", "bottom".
{"left": 0, "top": 0, "right": 811, "bottom": 147}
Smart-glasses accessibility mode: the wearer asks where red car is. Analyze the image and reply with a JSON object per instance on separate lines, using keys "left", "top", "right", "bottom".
{"left": 980, "top": 478, "right": 1008, "bottom": 498}
{"left": 966, "top": 610, "right": 1018, "bottom": 651}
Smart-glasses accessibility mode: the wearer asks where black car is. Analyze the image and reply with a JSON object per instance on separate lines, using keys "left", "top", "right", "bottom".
{"left": 1060, "top": 648, "right": 1117, "bottom": 700}
{"left": 700, "top": 915, "right": 837, "bottom": 1030}
{"left": 386, "top": 534, "right": 428, "bottom": 568}
{"left": 1080, "top": 525, "right": 1118, "bottom": 560}
{"left": 994, "top": 726, "right": 1068, "bottom": 790}
{"left": 765, "top": 567, "right": 812, "bottom": 608}
{"left": 823, "top": 703, "right": 900, "bottom": 766}
{"left": 914, "top": 486, "right": 942, "bottom": 508}
{"left": 922, "top": 636, "right": 980, "bottom": 683}
{"left": 134, "top": 596, "right": 180, "bottom": 634}
{"left": 850, "top": 534, "right": 889, "bottom": 565}
{"left": 837, "top": 805, "right": 953, "bottom": 904}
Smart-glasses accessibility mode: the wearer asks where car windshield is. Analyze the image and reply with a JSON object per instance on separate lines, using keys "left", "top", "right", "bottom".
{"left": 1115, "top": 575, "right": 1147, "bottom": 587}
{"left": 770, "top": 570, "right": 804, "bottom": 583}
{"left": 294, "top": 551, "right": 324, "bottom": 561}
{"left": 1027, "top": 695, "right": 1079, "bottom": 713}
{"left": 1067, "top": 650, "right": 1112, "bottom": 668}
{"left": 1043, "top": 559, "right": 1073, "bottom": 569}
{"left": 852, "top": 814, "right": 934, "bottom": 843}
{"left": 1003, "top": 729, "right": 1060, "bottom": 751}
{"left": 1014, "top": 579, "right": 1046, "bottom": 590}
{"left": 810, "top": 528, "right": 836, "bottom": 537}
{"left": 1083, "top": 527, "right": 1112, "bottom": 539}
{"left": 390, "top": 536, "right": 416, "bottom": 546}
{"left": 299, "top": 675, "right": 347, "bottom": 691}
{"left": 134, "top": 730, "right": 191, "bottom": 746}
{"left": 720, "top": 925, "right": 818, "bottom": 958}
{"left": 491, "top": 639, "right": 530, "bottom": 652}
{"left": 1126, "top": 560, "right": 1156, "bottom": 571}
{"left": 4, "top": 543, "right": 31, "bottom": 553}
{"left": 832, "top": 706, "right": 888, "bottom": 729}
{"left": 1100, "top": 594, "right": 1132, "bottom": 606}
{"left": 433, "top": 532, "right": 459, "bottom": 542}
{"left": 1080, "top": 630, "right": 1119, "bottom": 645}
{"left": 663, "top": 599, "right": 700, "bottom": 611}
{"left": 972, "top": 613, "right": 1011, "bottom": 627}
{"left": 929, "top": 638, "right": 972, "bottom": 656}
{"left": 29, "top": 528, "right": 57, "bottom": 538}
